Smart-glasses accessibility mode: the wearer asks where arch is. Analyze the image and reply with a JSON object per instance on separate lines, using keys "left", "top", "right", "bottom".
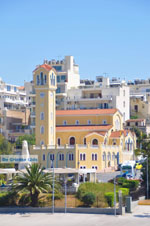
{"left": 69, "top": 136, "right": 75, "bottom": 145}
{"left": 92, "top": 138, "right": 98, "bottom": 146}
{"left": 40, "top": 112, "right": 44, "bottom": 120}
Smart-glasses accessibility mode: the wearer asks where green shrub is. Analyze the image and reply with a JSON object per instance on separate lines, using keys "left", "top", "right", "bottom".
{"left": 0, "top": 192, "right": 18, "bottom": 206}
{"left": 117, "top": 177, "right": 126, "bottom": 185}
{"left": 119, "top": 188, "right": 129, "bottom": 196}
{"left": 81, "top": 192, "right": 96, "bottom": 207}
{"left": 104, "top": 192, "right": 114, "bottom": 207}
{"left": 122, "top": 180, "right": 139, "bottom": 190}
{"left": 18, "top": 193, "right": 31, "bottom": 206}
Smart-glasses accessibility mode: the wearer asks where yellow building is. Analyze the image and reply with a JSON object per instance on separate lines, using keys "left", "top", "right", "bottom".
{"left": 30, "top": 64, "right": 136, "bottom": 172}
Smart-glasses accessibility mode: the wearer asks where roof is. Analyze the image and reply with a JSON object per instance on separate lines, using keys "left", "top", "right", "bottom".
{"left": 126, "top": 119, "right": 145, "bottom": 123}
{"left": 56, "top": 125, "right": 112, "bottom": 132}
{"left": 56, "top": 109, "right": 117, "bottom": 116}
{"left": 85, "top": 131, "right": 107, "bottom": 137}
{"left": 110, "top": 130, "right": 133, "bottom": 138}
{"left": 110, "top": 131, "right": 123, "bottom": 138}
{"left": 33, "top": 64, "right": 53, "bottom": 72}
{"left": 18, "top": 86, "right": 25, "bottom": 90}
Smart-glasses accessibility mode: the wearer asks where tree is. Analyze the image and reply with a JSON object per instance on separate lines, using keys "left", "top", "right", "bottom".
{"left": 0, "top": 134, "right": 14, "bottom": 168}
{"left": 13, "top": 164, "right": 53, "bottom": 206}
{"left": 15, "top": 134, "right": 35, "bottom": 149}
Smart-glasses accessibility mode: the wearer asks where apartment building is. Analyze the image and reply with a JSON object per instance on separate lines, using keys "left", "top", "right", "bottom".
{"left": 65, "top": 77, "right": 129, "bottom": 122}
{"left": 0, "top": 78, "right": 30, "bottom": 140}
{"left": 30, "top": 63, "right": 136, "bottom": 171}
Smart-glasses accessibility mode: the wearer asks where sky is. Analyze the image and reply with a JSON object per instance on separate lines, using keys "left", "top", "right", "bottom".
{"left": 0, "top": 0, "right": 150, "bottom": 85}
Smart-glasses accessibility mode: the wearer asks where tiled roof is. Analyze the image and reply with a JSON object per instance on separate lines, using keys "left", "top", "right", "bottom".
{"left": 56, "top": 125, "right": 112, "bottom": 131}
{"left": 110, "top": 130, "right": 132, "bottom": 138}
{"left": 126, "top": 119, "right": 145, "bottom": 122}
{"left": 110, "top": 131, "right": 123, "bottom": 138}
{"left": 56, "top": 109, "right": 117, "bottom": 116}
{"left": 18, "top": 86, "right": 24, "bottom": 90}
{"left": 33, "top": 64, "right": 53, "bottom": 72}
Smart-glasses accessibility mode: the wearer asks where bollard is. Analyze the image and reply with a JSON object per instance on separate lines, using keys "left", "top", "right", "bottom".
{"left": 125, "top": 196, "right": 132, "bottom": 213}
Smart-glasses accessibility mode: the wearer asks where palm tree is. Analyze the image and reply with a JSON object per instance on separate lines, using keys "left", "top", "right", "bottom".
{"left": 13, "top": 163, "right": 53, "bottom": 206}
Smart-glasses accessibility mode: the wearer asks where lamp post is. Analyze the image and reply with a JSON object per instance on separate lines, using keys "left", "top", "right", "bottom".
{"left": 64, "top": 176, "right": 67, "bottom": 213}
{"left": 52, "top": 159, "right": 55, "bottom": 214}
{"left": 146, "top": 156, "right": 149, "bottom": 199}
{"left": 114, "top": 176, "right": 116, "bottom": 216}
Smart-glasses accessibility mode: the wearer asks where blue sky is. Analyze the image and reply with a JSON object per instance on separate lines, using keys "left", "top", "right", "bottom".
{"left": 0, "top": 0, "right": 150, "bottom": 85}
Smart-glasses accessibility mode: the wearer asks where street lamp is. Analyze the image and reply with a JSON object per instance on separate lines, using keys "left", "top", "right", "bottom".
{"left": 146, "top": 156, "right": 149, "bottom": 199}
{"left": 51, "top": 159, "right": 55, "bottom": 214}
{"left": 114, "top": 176, "right": 117, "bottom": 216}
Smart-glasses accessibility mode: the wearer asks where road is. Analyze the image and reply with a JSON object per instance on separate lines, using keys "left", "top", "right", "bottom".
{"left": 0, "top": 205, "right": 150, "bottom": 226}
{"left": 97, "top": 171, "right": 121, "bottom": 182}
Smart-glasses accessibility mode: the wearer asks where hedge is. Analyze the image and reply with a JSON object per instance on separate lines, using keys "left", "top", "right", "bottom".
{"left": 81, "top": 192, "right": 96, "bottom": 207}
{"left": 0, "top": 192, "right": 18, "bottom": 206}
{"left": 104, "top": 192, "right": 114, "bottom": 207}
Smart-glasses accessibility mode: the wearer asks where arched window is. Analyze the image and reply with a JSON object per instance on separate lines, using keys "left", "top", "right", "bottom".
{"left": 57, "top": 138, "right": 61, "bottom": 146}
{"left": 40, "top": 126, "right": 44, "bottom": 134}
{"left": 75, "top": 120, "right": 79, "bottom": 125}
{"left": 37, "top": 75, "right": 40, "bottom": 85}
{"left": 112, "top": 152, "right": 115, "bottom": 161}
{"left": 107, "top": 152, "right": 111, "bottom": 161}
{"left": 69, "top": 137, "right": 75, "bottom": 145}
{"left": 40, "top": 72, "right": 44, "bottom": 85}
{"left": 44, "top": 75, "right": 47, "bottom": 84}
{"left": 92, "top": 139, "right": 98, "bottom": 146}
{"left": 87, "top": 120, "right": 91, "bottom": 125}
{"left": 40, "top": 112, "right": 44, "bottom": 120}
{"left": 103, "top": 152, "right": 106, "bottom": 161}
{"left": 63, "top": 120, "right": 67, "bottom": 125}
{"left": 83, "top": 138, "right": 86, "bottom": 145}
{"left": 40, "top": 140, "right": 44, "bottom": 145}
{"left": 103, "top": 120, "right": 107, "bottom": 124}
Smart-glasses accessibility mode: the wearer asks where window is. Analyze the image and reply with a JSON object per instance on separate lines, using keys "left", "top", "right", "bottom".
{"left": 7, "top": 85, "right": 11, "bottom": 91}
{"left": 83, "top": 138, "right": 86, "bottom": 145}
{"left": 127, "top": 122, "right": 130, "bottom": 126}
{"left": 134, "top": 105, "right": 138, "bottom": 112}
{"left": 40, "top": 92, "right": 45, "bottom": 98}
{"left": 113, "top": 139, "right": 116, "bottom": 145}
{"left": 40, "top": 140, "right": 44, "bottom": 145}
{"left": 103, "top": 152, "right": 106, "bottom": 161}
{"left": 80, "top": 153, "right": 86, "bottom": 161}
{"left": 123, "top": 90, "right": 125, "bottom": 96}
{"left": 57, "top": 76, "right": 60, "bottom": 83}
{"left": 51, "top": 126, "right": 53, "bottom": 134}
{"left": 59, "top": 154, "right": 64, "bottom": 161}
{"left": 92, "top": 153, "right": 97, "bottom": 161}
{"left": 40, "top": 72, "right": 44, "bottom": 85}
{"left": 14, "top": 87, "right": 17, "bottom": 92}
{"left": 44, "top": 75, "right": 47, "bottom": 84}
{"left": 63, "top": 120, "right": 67, "bottom": 125}
{"left": 69, "top": 137, "right": 75, "bottom": 145}
{"left": 50, "top": 154, "right": 54, "bottom": 161}
{"left": 69, "top": 153, "right": 74, "bottom": 161}
{"left": 61, "top": 75, "right": 66, "bottom": 82}
{"left": 75, "top": 120, "right": 79, "bottom": 125}
{"left": 92, "top": 166, "right": 98, "bottom": 170}
{"left": 37, "top": 75, "right": 40, "bottom": 85}
{"left": 87, "top": 120, "right": 91, "bottom": 125}
{"left": 104, "top": 103, "right": 108, "bottom": 109}
{"left": 57, "top": 138, "right": 61, "bottom": 146}
{"left": 135, "top": 122, "right": 138, "bottom": 126}
{"left": 123, "top": 101, "right": 125, "bottom": 107}
{"left": 50, "top": 73, "right": 55, "bottom": 86}
{"left": 43, "top": 154, "right": 45, "bottom": 161}
{"left": 56, "top": 87, "right": 61, "bottom": 93}
{"left": 107, "top": 152, "right": 111, "bottom": 161}
{"left": 53, "top": 66, "right": 62, "bottom": 72}
{"left": 40, "top": 126, "right": 44, "bottom": 134}
{"left": 103, "top": 120, "right": 107, "bottom": 124}
{"left": 92, "top": 139, "right": 98, "bottom": 146}
{"left": 40, "top": 112, "right": 44, "bottom": 120}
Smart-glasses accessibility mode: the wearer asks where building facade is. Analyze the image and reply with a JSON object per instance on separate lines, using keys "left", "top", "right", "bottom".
{"left": 30, "top": 63, "right": 136, "bottom": 171}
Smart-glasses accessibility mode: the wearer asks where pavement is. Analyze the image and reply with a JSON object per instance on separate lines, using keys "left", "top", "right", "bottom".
{"left": 0, "top": 205, "right": 150, "bottom": 226}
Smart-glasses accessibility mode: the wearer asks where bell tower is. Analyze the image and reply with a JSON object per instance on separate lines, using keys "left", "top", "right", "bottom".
{"left": 33, "top": 64, "right": 57, "bottom": 146}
